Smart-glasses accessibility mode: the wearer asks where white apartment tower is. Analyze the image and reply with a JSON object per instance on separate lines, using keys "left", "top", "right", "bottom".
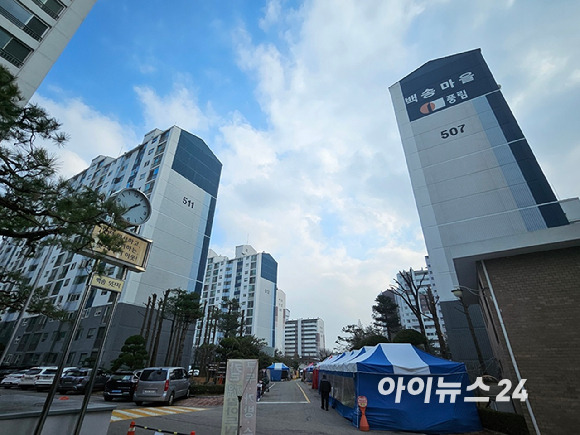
{"left": 194, "top": 245, "right": 280, "bottom": 351}
{"left": 0, "top": 126, "right": 222, "bottom": 368}
{"left": 274, "top": 288, "right": 287, "bottom": 355}
{"left": 284, "top": 318, "right": 325, "bottom": 359}
{"left": 0, "top": 0, "right": 98, "bottom": 103}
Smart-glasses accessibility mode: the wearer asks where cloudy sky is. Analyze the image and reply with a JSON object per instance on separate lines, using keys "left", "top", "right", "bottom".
{"left": 34, "top": 0, "right": 580, "bottom": 350}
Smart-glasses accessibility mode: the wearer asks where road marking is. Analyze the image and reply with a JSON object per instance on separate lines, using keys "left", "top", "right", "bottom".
{"left": 111, "top": 406, "right": 207, "bottom": 421}
{"left": 296, "top": 383, "right": 310, "bottom": 403}
{"left": 258, "top": 401, "right": 309, "bottom": 404}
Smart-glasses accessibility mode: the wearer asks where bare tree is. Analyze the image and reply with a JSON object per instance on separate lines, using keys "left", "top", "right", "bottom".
{"left": 390, "top": 270, "right": 448, "bottom": 356}
{"left": 389, "top": 270, "right": 432, "bottom": 352}
{"left": 425, "top": 286, "right": 449, "bottom": 358}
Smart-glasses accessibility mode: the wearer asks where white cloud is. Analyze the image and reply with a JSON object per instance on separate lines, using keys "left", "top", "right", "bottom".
{"left": 134, "top": 83, "right": 213, "bottom": 134}
{"left": 31, "top": 95, "right": 139, "bottom": 178}
{"left": 33, "top": 0, "right": 580, "bottom": 349}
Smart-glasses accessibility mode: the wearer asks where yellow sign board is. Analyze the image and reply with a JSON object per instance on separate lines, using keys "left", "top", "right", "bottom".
{"left": 90, "top": 274, "right": 125, "bottom": 293}
{"left": 85, "top": 225, "right": 152, "bottom": 272}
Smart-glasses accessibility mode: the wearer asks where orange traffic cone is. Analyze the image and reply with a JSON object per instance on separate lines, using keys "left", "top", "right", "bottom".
{"left": 359, "top": 407, "right": 370, "bottom": 432}
{"left": 127, "top": 420, "right": 136, "bottom": 434}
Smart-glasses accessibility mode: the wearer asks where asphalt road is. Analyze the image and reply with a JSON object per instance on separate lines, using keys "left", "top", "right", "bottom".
{"left": 104, "top": 379, "right": 412, "bottom": 435}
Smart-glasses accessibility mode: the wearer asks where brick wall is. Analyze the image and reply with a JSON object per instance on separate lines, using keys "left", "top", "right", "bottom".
{"left": 481, "top": 246, "right": 580, "bottom": 434}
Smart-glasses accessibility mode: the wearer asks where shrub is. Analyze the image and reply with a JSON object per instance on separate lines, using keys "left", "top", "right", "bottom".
{"left": 478, "top": 408, "right": 530, "bottom": 435}
{"left": 189, "top": 383, "right": 225, "bottom": 395}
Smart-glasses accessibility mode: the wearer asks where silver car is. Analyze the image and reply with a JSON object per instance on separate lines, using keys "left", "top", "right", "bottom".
{"left": 133, "top": 367, "right": 190, "bottom": 406}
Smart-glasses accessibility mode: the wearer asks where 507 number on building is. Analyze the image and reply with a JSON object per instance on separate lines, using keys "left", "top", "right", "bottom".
{"left": 440, "top": 124, "right": 465, "bottom": 139}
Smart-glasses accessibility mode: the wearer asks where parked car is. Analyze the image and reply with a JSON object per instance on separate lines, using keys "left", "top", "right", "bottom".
{"left": 58, "top": 368, "right": 109, "bottom": 394}
{"left": 35, "top": 367, "right": 76, "bottom": 391}
{"left": 19, "top": 367, "right": 57, "bottom": 390}
{"left": 103, "top": 370, "right": 140, "bottom": 401}
{"left": 1, "top": 370, "right": 28, "bottom": 388}
{"left": 133, "top": 367, "right": 190, "bottom": 406}
{"left": 0, "top": 368, "right": 20, "bottom": 382}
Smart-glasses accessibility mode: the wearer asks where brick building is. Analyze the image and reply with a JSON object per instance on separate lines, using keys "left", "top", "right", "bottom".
{"left": 477, "top": 247, "right": 580, "bottom": 433}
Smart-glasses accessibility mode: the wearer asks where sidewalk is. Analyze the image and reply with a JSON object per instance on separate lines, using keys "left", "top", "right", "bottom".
{"left": 180, "top": 394, "right": 223, "bottom": 407}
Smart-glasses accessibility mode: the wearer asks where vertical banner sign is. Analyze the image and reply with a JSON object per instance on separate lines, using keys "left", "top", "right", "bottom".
{"left": 221, "top": 359, "right": 258, "bottom": 435}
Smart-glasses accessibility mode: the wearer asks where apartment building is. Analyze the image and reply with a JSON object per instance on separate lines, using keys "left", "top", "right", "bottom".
{"left": 193, "top": 245, "right": 280, "bottom": 352}
{"left": 0, "top": 0, "right": 98, "bottom": 103}
{"left": 284, "top": 318, "right": 325, "bottom": 360}
{"left": 0, "top": 126, "right": 221, "bottom": 368}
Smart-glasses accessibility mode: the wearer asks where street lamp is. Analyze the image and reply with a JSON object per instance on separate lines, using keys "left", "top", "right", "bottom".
{"left": 452, "top": 286, "right": 486, "bottom": 375}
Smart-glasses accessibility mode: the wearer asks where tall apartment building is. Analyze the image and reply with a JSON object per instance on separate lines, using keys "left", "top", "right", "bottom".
{"left": 0, "top": 0, "right": 98, "bottom": 103}
{"left": 194, "top": 245, "right": 280, "bottom": 352}
{"left": 390, "top": 48, "right": 580, "bottom": 434}
{"left": 284, "top": 318, "right": 325, "bottom": 360}
{"left": 274, "top": 288, "right": 287, "bottom": 355}
{"left": 0, "top": 126, "right": 222, "bottom": 368}
{"left": 391, "top": 261, "right": 456, "bottom": 354}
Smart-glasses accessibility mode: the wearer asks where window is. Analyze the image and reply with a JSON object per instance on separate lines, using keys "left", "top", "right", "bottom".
{"left": 87, "top": 328, "right": 96, "bottom": 339}
{"left": 144, "top": 182, "right": 154, "bottom": 193}
{"left": 74, "top": 328, "right": 83, "bottom": 340}
{"left": 66, "top": 352, "right": 76, "bottom": 365}
{"left": 146, "top": 167, "right": 159, "bottom": 181}
{"left": 0, "top": 28, "right": 31, "bottom": 67}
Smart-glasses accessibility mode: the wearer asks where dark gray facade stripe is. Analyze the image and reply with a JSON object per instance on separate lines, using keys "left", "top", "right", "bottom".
{"left": 472, "top": 96, "right": 545, "bottom": 231}
{"left": 195, "top": 196, "right": 217, "bottom": 295}
{"left": 486, "top": 92, "right": 569, "bottom": 227}
{"left": 260, "top": 254, "right": 278, "bottom": 283}
{"left": 171, "top": 131, "right": 222, "bottom": 197}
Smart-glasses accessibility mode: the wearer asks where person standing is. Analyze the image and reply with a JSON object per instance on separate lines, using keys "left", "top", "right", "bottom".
{"left": 319, "top": 374, "right": 332, "bottom": 411}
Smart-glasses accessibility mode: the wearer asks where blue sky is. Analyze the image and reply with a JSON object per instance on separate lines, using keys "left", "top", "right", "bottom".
{"left": 35, "top": 0, "right": 580, "bottom": 349}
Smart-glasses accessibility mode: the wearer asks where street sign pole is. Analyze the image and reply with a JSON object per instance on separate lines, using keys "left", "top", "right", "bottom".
{"left": 73, "top": 266, "right": 126, "bottom": 434}
{"left": 34, "top": 262, "right": 98, "bottom": 435}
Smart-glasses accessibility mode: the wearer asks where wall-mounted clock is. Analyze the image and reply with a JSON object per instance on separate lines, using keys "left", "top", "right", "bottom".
{"left": 114, "top": 188, "right": 152, "bottom": 225}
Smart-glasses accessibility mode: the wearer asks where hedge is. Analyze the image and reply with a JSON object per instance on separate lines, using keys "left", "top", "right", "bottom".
{"left": 189, "top": 383, "right": 225, "bottom": 395}
{"left": 478, "top": 408, "right": 530, "bottom": 435}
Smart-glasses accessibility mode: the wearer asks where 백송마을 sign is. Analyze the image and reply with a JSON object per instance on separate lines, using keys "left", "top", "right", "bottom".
{"left": 221, "top": 359, "right": 258, "bottom": 435}
{"left": 90, "top": 274, "right": 125, "bottom": 293}
{"left": 399, "top": 49, "right": 499, "bottom": 122}
{"left": 84, "top": 225, "right": 152, "bottom": 272}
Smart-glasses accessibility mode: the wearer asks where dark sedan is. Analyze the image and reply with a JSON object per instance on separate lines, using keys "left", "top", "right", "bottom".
{"left": 58, "top": 368, "right": 109, "bottom": 394}
{"left": 103, "top": 370, "right": 140, "bottom": 401}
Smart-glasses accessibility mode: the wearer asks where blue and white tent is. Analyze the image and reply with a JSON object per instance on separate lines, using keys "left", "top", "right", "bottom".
{"left": 318, "top": 343, "right": 481, "bottom": 434}
{"left": 266, "top": 362, "right": 290, "bottom": 381}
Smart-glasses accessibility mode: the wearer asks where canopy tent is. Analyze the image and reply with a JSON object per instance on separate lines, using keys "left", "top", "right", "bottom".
{"left": 266, "top": 362, "right": 290, "bottom": 381}
{"left": 318, "top": 343, "right": 481, "bottom": 434}
{"left": 302, "top": 362, "right": 316, "bottom": 383}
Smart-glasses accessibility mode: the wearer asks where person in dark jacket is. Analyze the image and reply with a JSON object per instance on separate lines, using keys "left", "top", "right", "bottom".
{"left": 319, "top": 374, "right": 332, "bottom": 411}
